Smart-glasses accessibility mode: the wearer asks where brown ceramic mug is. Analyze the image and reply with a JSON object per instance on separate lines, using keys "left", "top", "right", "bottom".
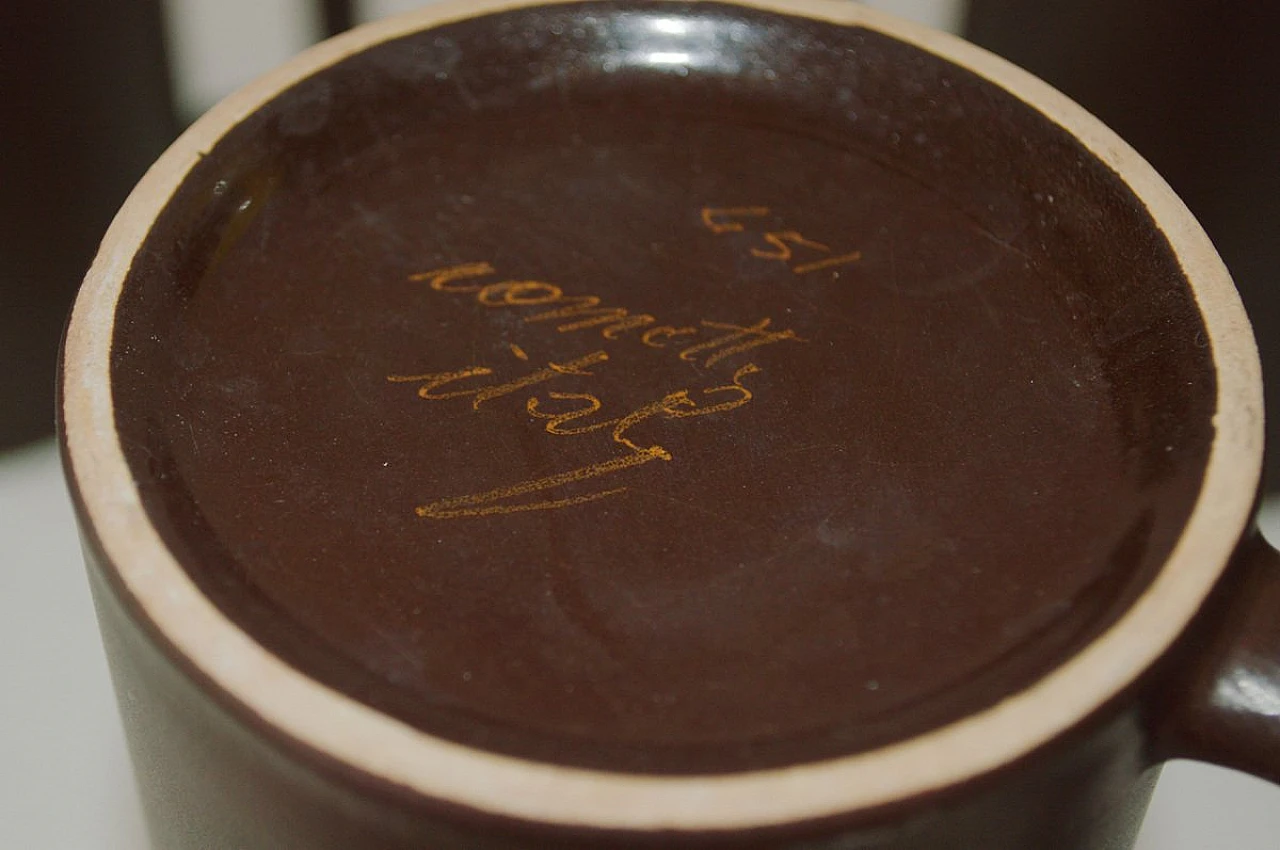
{"left": 58, "top": 1, "right": 1280, "bottom": 847}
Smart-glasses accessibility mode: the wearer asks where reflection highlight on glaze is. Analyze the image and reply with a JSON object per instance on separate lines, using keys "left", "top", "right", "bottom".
{"left": 1214, "top": 666, "right": 1280, "bottom": 719}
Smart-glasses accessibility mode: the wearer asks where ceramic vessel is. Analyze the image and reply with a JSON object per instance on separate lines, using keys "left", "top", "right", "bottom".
{"left": 59, "top": 1, "right": 1280, "bottom": 847}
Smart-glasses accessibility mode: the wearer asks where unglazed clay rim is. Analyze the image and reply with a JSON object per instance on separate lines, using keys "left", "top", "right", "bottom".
{"left": 62, "top": 0, "right": 1262, "bottom": 831}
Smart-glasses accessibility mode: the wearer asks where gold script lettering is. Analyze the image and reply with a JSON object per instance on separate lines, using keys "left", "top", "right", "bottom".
{"left": 701, "top": 206, "right": 862, "bottom": 275}
{"left": 678, "top": 319, "right": 805, "bottom": 368}
{"left": 524, "top": 294, "right": 655, "bottom": 338}
{"left": 415, "top": 451, "right": 661, "bottom": 519}
{"left": 750, "top": 230, "right": 829, "bottom": 261}
{"left": 403, "top": 365, "right": 761, "bottom": 518}
{"left": 395, "top": 223, "right": 826, "bottom": 520}
{"left": 477, "top": 280, "right": 565, "bottom": 305}
{"left": 701, "top": 206, "right": 770, "bottom": 234}
{"left": 526, "top": 392, "right": 616, "bottom": 436}
{"left": 641, "top": 325, "right": 698, "bottom": 348}
{"left": 388, "top": 351, "right": 608, "bottom": 410}
{"left": 409, "top": 262, "right": 495, "bottom": 292}
{"left": 410, "top": 262, "right": 805, "bottom": 366}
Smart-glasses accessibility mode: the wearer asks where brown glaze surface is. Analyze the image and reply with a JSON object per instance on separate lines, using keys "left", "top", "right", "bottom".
{"left": 1155, "top": 532, "right": 1280, "bottom": 784}
{"left": 109, "top": 1, "right": 1216, "bottom": 773}
{"left": 81, "top": 532, "right": 1162, "bottom": 848}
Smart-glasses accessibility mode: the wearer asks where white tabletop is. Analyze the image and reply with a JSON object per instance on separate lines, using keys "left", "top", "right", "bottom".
{"left": 2, "top": 438, "right": 1279, "bottom": 848}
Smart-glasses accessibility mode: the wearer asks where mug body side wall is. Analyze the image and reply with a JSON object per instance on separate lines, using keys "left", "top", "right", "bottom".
{"left": 80, "top": 530, "right": 1162, "bottom": 849}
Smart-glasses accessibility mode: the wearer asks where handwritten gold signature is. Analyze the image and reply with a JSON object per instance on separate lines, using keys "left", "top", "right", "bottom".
{"left": 388, "top": 205, "right": 846, "bottom": 519}
{"left": 388, "top": 354, "right": 759, "bottom": 519}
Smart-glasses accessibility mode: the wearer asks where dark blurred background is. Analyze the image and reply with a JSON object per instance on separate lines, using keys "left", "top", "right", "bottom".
{"left": 2, "top": 1, "right": 177, "bottom": 447}
{"left": 3, "top": 0, "right": 1278, "bottom": 489}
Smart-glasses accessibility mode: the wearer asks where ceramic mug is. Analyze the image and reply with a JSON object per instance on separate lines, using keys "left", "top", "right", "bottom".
{"left": 59, "top": 1, "right": 1280, "bottom": 848}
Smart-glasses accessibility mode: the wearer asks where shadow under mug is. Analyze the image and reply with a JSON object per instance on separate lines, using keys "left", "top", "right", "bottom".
{"left": 59, "top": 1, "right": 1280, "bottom": 847}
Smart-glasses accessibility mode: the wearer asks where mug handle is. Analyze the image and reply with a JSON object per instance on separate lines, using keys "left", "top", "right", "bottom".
{"left": 1157, "top": 530, "right": 1280, "bottom": 782}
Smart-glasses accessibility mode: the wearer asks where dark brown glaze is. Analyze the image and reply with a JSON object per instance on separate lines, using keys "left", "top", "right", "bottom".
{"left": 108, "top": 2, "right": 1216, "bottom": 774}
{"left": 1153, "top": 532, "right": 1280, "bottom": 783}
{"left": 80, "top": 528, "right": 1161, "bottom": 849}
